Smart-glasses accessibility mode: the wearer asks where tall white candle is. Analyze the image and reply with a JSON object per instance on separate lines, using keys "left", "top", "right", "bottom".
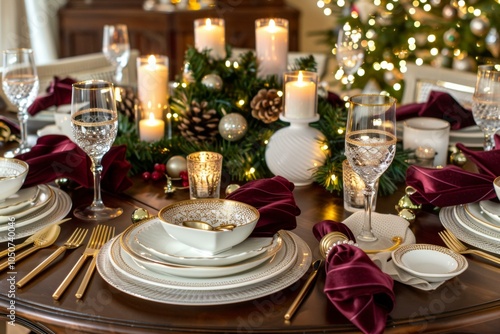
{"left": 255, "top": 18, "right": 288, "bottom": 78}
{"left": 139, "top": 112, "right": 165, "bottom": 142}
{"left": 194, "top": 18, "right": 226, "bottom": 59}
{"left": 284, "top": 71, "right": 318, "bottom": 119}
{"left": 137, "top": 55, "right": 168, "bottom": 119}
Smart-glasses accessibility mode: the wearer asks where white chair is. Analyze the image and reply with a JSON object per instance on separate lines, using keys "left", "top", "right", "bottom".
{"left": 401, "top": 63, "right": 477, "bottom": 108}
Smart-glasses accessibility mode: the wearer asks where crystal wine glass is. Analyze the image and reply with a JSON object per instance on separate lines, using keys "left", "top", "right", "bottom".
{"left": 102, "top": 24, "right": 130, "bottom": 84}
{"left": 336, "top": 26, "right": 364, "bottom": 90}
{"left": 71, "top": 80, "right": 122, "bottom": 221}
{"left": 472, "top": 64, "right": 500, "bottom": 151}
{"left": 2, "top": 48, "right": 39, "bottom": 157}
{"left": 345, "top": 94, "right": 397, "bottom": 250}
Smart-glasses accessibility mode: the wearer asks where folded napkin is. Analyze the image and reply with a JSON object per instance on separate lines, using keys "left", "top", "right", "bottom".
{"left": 28, "top": 76, "right": 76, "bottom": 116}
{"left": 313, "top": 220, "right": 395, "bottom": 334}
{"left": 225, "top": 175, "right": 300, "bottom": 237}
{"left": 16, "top": 135, "right": 132, "bottom": 192}
{"left": 397, "top": 91, "right": 476, "bottom": 130}
{"left": 406, "top": 140, "right": 500, "bottom": 207}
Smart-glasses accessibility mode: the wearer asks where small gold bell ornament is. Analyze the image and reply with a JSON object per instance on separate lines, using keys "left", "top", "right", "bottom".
{"left": 395, "top": 186, "right": 422, "bottom": 223}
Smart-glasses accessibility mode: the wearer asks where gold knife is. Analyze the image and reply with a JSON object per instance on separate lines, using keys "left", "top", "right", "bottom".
{"left": 0, "top": 218, "right": 71, "bottom": 259}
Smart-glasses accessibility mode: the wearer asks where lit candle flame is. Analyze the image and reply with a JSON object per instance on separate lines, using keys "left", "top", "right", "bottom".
{"left": 206, "top": 18, "right": 212, "bottom": 27}
{"left": 147, "top": 55, "right": 157, "bottom": 69}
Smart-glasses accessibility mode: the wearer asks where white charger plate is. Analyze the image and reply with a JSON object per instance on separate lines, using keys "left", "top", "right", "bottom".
{"left": 0, "top": 185, "right": 53, "bottom": 224}
{"left": 464, "top": 202, "right": 500, "bottom": 233}
{"left": 0, "top": 186, "right": 39, "bottom": 216}
{"left": 454, "top": 205, "right": 500, "bottom": 242}
{"left": 127, "top": 218, "right": 279, "bottom": 267}
{"left": 107, "top": 230, "right": 298, "bottom": 291}
{"left": 96, "top": 231, "right": 312, "bottom": 305}
{"left": 439, "top": 206, "right": 500, "bottom": 255}
{"left": 0, "top": 186, "right": 72, "bottom": 242}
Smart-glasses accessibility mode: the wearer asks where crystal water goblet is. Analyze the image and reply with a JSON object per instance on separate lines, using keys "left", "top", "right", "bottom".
{"left": 71, "top": 80, "right": 123, "bottom": 221}
{"left": 336, "top": 27, "right": 364, "bottom": 90}
{"left": 345, "top": 94, "right": 397, "bottom": 249}
{"left": 102, "top": 24, "right": 130, "bottom": 84}
{"left": 2, "top": 48, "right": 39, "bottom": 157}
{"left": 472, "top": 64, "right": 500, "bottom": 151}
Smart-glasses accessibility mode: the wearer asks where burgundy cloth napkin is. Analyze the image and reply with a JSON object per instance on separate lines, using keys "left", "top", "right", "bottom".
{"left": 313, "top": 220, "right": 395, "bottom": 334}
{"left": 405, "top": 140, "right": 500, "bottom": 206}
{"left": 225, "top": 175, "right": 300, "bottom": 237}
{"left": 28, "top": 77, "right": 76, "bottom": 116}
{"left": 397, "top": 91, "right": 475, "bottom": 130}
{"left": 16, "top": 135, "right": 133, "bottom": 193}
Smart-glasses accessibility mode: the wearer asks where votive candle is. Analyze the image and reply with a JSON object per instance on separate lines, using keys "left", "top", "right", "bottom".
{"left": 194, "top": 18, "right": 226, "bottom": 60}
{"left": 139, "top": 112, "right": 165, "bottom": 142}
{"left": 283, "top": 71, "right": 318, "bottom": 120}
{"left": 137, "top": 55, "right": 169, "bottom": 119}
{"left": 255, "top": 18, "right": 288, "bottom": 78}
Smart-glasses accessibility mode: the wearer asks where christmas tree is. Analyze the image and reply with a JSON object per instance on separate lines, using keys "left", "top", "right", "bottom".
{"left": 315, "top": 0, "right": 500, "bottom": 100}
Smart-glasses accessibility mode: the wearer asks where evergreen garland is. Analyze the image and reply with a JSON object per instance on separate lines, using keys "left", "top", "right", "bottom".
{"left": 115, "top": 46, "right": 409, "bottom": 196}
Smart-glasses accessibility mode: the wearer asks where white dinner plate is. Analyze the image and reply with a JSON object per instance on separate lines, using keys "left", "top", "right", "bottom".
{"left": 478, "top": 200, "right": 500, "bottom": 223}
{"left": 439, "top": 206, "right": 500, "bottom": 255}
{"left": 96, "top": 231, "right": 312, "bottom": 305}
{"left": 0, "top": 185, "right": 53, "bottom": 224}
{"left": 0, "top": 186, "right": 39, "bottom": 216}
{"left": 464, "top": 202, "right": 500, "bottom": 233}
{"left": 107, "top": 230, "right": 298, "bottom": 291}
{"left": 454, "top": 205, "right": 500, "bottom": 242}
{"left": 127, "top": 218, "right": 279, "bottom": 267}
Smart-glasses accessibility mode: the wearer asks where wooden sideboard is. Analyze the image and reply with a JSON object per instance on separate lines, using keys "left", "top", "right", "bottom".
{"left": 58, "top": 0, "right": 300, "bottom": 80}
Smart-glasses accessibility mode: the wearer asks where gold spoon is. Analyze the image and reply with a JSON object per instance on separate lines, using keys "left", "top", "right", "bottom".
{"left": 182, "top": 220, "right": 236, "bottom": 231}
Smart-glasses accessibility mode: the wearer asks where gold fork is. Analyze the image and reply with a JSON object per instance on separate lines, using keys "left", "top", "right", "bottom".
{"left": 75, "top": 225, "right": 115, "bottom": 299}
{"left": 438, "top": 229, "right": 500, "bottom": 265}
{"left": 16, "top": 228, "right": 89, "bottom": 288}
{"left": 52, "top": 225, "right": 113, "bottom": 300}
{"left": 0, "top": 224, "right": 61, "bottom": 271}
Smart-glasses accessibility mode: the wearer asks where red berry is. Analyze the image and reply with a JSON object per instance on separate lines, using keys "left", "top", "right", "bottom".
{"left": 142, "top": 171, "right": 151, "bottom": 181}
{"left": 151, "top": 170, "right": 164, "bottom": 181}
{"left": 182, "top": 180, "right": 189, "bottom": 187}
{"left": 179, "top": 170, "right": 188, "bottom": 180}
{"left": 154, "top": 163, "right": 166, "bottom": 173}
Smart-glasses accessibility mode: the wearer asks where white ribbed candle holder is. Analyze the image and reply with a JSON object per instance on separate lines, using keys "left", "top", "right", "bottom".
{"left": 265, "top": 115, "right": 327, "bottom": 186}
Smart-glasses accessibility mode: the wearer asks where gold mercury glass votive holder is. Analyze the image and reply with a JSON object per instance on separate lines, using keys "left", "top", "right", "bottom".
{"left": 187, "top": 151, "right": 223, "bottom": 199}
{"left": 342, "top": 159, "right": 378, "bottom": 213}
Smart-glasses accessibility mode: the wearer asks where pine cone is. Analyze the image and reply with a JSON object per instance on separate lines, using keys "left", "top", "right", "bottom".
{"left": 116, "top": 86, "right": 140, "bottom": 122}
{"left": 250, "top": 88, "right": 283, "bottom": 124}
{"left": 178, "top": 100, "right": 219, "bottom": 143}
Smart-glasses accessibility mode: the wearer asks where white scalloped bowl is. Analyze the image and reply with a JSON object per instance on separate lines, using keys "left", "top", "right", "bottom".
{"left": 392, "top": 244, "right": 468, "bottom": 282}
{"left": 158, "top": 199, "right": 259, "bottom": 255}
{"left": 0, "top": 158, "right": 29, "bottom": 202}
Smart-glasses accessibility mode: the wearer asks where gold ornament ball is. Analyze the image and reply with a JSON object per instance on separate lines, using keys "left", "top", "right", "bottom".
{"left": 131, "top": 208, "right": 151, "bottom": 224}
{"left": 201, "top": 74, "right": 223, "bottom": 90}
{"left": 166, "top": 155, "right": 187, "bottom": 178}
{"left": 219, "top": 113, "right": 248, "bottom": 141}
{"left": 450, "top": 150, "right": 467, "bottom": 166}
{"left": 398, "top": 209, "right": 416, "bottom": 224}
{"left": 225, "top": 184, "right": 241, "bottom": 196}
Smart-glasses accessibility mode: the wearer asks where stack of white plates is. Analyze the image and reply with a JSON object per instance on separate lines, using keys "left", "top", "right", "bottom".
{"left": 439, "top": 201, "right": 500, "bottom": 255}
{"left": 96, "top": 218, "right": 312, "bottom": 305}
{"left": 0, "top": 184, "right": 72, "bottom": 242}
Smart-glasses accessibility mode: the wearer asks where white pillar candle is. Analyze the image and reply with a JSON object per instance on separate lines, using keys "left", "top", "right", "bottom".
{"left": 139, "top": 112, "right": 165, "bottom": 142}
{"left": 194, "top": 18, "right": 226, "bottom": 60}
{"left": 137, "top": 55, "right": 169, "bottom": 119}
{"left": 255, "top": 18, "right": 288, "bottom": 78}
{"left": 284, "top": 71, "right": 318, "bottom": 120}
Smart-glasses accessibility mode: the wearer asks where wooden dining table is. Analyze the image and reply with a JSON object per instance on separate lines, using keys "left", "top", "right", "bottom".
{"left": 1, "top": 169, "right": 500, "bottom": 334}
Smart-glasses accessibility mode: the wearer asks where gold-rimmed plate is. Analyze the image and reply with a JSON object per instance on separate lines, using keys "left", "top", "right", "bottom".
{"left": 464, "top": 202, "right": 500, "bottom": 233}
{"left": 0, "top": 186, "right": 39, "bottom": 216}
{"left": 0, "top": 185, "right": 53, "bottom": 224}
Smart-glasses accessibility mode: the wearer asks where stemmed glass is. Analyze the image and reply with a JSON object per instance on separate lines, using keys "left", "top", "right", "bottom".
{"left": 336, "top": 26, "right": 364, "bottom": 90}
{"left": 71, "top": 80, "right": 123, "bottom": 221}
{"left": 472, "top": 64, "right": 500, "bottom": 151}
{"left": 345, "top": 94, "right": 397, "bottom": 249}
{"left": 102, "top": 24, "right": 130, "bottom": 84}
{"left": 2, "top": 48, "right": 39, "bottom": 157}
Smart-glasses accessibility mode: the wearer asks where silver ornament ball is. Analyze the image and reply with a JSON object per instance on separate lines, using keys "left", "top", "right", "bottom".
{"left": 218, "top": 113, "right": 248, "bottom": 141}
{"left": 201, "top": 74, "right": 223, "bottom": 90}
{"left": 166, "top": 155, "right": 187, "bottom": 178}
{"left": 470, "top": 16, "right": 490, "bottom": 37}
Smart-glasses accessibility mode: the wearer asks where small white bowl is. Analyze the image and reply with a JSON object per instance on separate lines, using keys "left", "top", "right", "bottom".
{"left": 158, "top": 199, "right": 259, "bottom": 255}
{"left": 392, "top": 244, "right": 468, "bottom": 282}
{"left": 0, "top": 158, "right": 29, "bottom": 202}
{"left": 494, "top": 176, "right": 500, "bottom": 201}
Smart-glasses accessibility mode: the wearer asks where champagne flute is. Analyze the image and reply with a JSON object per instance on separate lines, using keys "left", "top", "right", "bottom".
{"left": 71, "top": 80, "right": 123, "bottom": 221}
{"left": 102, "top": 24, "right": 130, "bottom": 84}
{"left": 2, "top": 48, "right": 39, "bottom": 157}
{"left": 345, "top": 94, "right": 397, "bottom": 249}
{"left": 472, "top": 64, "right": 500, "bottom": 151}
{"left": 336, "top": 26, "right": 364, "bottom": 90}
